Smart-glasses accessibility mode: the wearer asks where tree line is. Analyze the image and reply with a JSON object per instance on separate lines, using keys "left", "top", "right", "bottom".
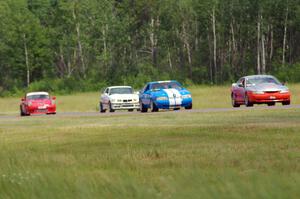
{"left": 1, "top": 0, "right": 300, "bottom": 95}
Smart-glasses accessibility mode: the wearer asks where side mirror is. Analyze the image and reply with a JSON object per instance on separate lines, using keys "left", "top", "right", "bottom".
{"left": 232, "top": 83, "right": 237, "bottom": 87}
{"left": 21, "top": 98, "right": 25, "bottom": 101}
{"left": 282, "top": 82, "right": 286, "bottom": 86}
{"left": 52, "top": 96, "right": 56, "bottom": 100}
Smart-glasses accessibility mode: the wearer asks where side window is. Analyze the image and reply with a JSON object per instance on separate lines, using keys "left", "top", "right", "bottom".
{"left": 145, "top": 84, "right": 150, "bottom": 92}
{"left": 106, "top": 89, "right": 109, "bottom": 94}
{"left": 237, "top": 78, "right": 245, "bottom": 87}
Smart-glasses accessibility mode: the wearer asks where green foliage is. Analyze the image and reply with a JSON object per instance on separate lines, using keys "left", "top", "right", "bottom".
{"left": 1, "top": 0, "right": 300, "bottom": 95}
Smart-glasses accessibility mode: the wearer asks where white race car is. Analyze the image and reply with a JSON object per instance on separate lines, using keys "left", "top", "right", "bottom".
{"left": 99, "top": 86, "right": 139, "bottom": 112}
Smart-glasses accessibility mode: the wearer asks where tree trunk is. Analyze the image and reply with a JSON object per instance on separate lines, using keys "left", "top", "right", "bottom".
{"left": 212, "top": 7, "right": 217, "bottom": 83}
{"left": 282, "top": 5, "right": 289, "bottom": 66}
{"left": 182, "top": 22, "right": 192, "bottom": 79}
{"left": 23, "top": 34, "right": 30, "bottom": 87}
{"left": 257, "top": 14, "right": 261, "bottom": 74}
{"left": 261, "top": 31, "right": 266, "bottom": 74}
{"left": 73, "top": 1, "right": 86, "bottom": 78}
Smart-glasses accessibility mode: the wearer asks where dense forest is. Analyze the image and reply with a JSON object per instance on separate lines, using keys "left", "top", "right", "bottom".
{"left": 1, "top": 0, "right": 300, "bottom": 95}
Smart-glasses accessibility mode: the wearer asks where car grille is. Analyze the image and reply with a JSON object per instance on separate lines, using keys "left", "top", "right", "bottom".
{"left": 123, "top": 99, "right": 133, "bottom": 102}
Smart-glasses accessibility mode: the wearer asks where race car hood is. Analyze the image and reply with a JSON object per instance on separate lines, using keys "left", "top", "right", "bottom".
{"left": 109, "top": 94, "right": 139, "bottom": 100}
{"left": 152, "top": 88, "right": 191, "bottom": 97}
{"left": 247, "top": 83, "right": 288, "bottom": 92}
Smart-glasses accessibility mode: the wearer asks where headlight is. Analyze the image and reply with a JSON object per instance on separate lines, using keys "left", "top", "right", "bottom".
{"left": 252, "top": 91, "right": 264, "bottom": 94}
{"left": 117, "top": 99, "right": 122, "bottom": 102}
{"left": 111, "top": 99, "right": 116, "bottom": 103}
{"left": 157, "top": 96, "right": 168, "bottom": 101}
{"left": 181, "top": 94, "right": 192, "bottom": 99}
{"left": 280, "top": 90, "right": 289, "bottom": 94}
{"left": 133, "top": 99, "right": 138, "bottom": 102}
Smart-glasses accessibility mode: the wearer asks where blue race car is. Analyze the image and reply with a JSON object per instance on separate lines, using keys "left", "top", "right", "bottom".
{"left": 139, "top": 80, "right": 192, "bottom": 112}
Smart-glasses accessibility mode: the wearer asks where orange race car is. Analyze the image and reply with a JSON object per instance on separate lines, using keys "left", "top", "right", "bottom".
{"left": 231, "top": 75, "right": 291, "bottom": 107}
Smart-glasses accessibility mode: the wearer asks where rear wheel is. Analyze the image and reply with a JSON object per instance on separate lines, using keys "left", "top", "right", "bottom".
{"left": 140, "top": 102, "right": 148, "bottom": 113}
{"left": 267, "top": 102, "right": 275, "bottom": 106}
{"left": 245, "top": 94, "right": 253, "bottom": 107}
{"left": 150, "top": 101, "right": 159, "bottom": 112}
{"left": 282, "top": 101, "right": 290, "bottom": 106}
{"left": 231, "top": 94, "right": 240, "bottom": 108}
{"left": 100, "top": 102, "right": 106, "bottom": 113}
{"left": 109, "top": 102, "right": 115, "bottom": 113}
{"left": 174, "top": 108, "right": 180, "bottom": 111}
{"left": 128, "top": 109, "right": 134, "bottom": 112}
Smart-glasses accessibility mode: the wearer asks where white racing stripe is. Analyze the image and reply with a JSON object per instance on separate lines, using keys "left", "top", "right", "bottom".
{"left": 163, "top": 89, "right": 182, "bottom": 106}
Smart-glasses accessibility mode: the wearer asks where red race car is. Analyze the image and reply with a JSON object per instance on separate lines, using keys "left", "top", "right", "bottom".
{"left": 231, "top": 75, "right": 291, "bottom": 107}
{"left": 20, "top": 92, "right": 56, "bottom": 116}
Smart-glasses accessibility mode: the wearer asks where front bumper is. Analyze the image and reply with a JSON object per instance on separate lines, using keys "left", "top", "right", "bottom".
{"left": 111, "top": 103, "right": 139, "bottom": 110}
{"left": 26, "top": 105, "right": 56, "bottom": 115}
{"left": 155, "top": 98, "right": 192, "bottom": 109}
{"left": 248, "top": 92, "right": 291, "bottom": 103}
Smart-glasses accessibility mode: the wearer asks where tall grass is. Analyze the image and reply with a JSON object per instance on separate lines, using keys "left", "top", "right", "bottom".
{"left": 0, "top": 109, "right": 299, "bottom": 198}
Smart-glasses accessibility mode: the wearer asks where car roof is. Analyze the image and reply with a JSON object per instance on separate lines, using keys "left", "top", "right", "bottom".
{"left": 26, "top": 92, "right": 49, "bottom": 97}
{"left": 244, "top": 75, "right": 275, "bottom": 79}
{"left": 148, "top": 80, "right": 178, "bottom": 84}
{"left": 107, "top": 86, "right": 132, "bottom": 89}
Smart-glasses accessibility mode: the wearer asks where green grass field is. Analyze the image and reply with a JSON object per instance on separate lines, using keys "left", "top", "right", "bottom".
{"left": 0, "top": 85, "right": 300, "bottom": 198}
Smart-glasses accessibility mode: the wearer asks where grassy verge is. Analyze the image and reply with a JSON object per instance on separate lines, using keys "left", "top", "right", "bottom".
{"left": 0, "top": 84, "right": 300, "bottom": 114}
{"left": 0, "top": 109, "right": 299, "bottom": 198}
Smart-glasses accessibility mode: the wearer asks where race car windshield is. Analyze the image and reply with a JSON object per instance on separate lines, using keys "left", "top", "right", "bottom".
{"left": 110, "top": 88, "right": 133, "bottom": 95}
{"left": 27, "top": 94, "right": 50, "bottom": 100}
{"left": 247, "top": 77, "right": 281, "bottom": 86}
{"left": 151, "top": 82, "right": 182, "bottom": 90}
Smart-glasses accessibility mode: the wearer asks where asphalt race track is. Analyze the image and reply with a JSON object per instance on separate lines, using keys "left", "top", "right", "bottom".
{"left": 1, "top": 104, "right": 300, "bottom": 120}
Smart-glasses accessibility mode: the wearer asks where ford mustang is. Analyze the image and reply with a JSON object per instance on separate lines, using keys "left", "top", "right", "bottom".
{"left": 20, "top": 92, "right": 56, "bottom": 116}
{"left": 231, "top": 75, "right": 291, "bottom": 107}
{"left": 139, "top": 80, "right": 192, "bottom": 112}
{"left": 99, "top": 86, "right": 139, "bottom": 112}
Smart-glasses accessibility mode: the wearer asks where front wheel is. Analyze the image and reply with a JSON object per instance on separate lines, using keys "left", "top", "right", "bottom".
{"left": 140, "top": 102, "right": 148, "bottom": 113}
{"left": 109, "top": 102, "right": 115, "bottom": 113}
{"left": 150, "top": 101, "right": 159, "bottom": 112}
{"left": 185, "top": 103, "right": 192, "bottom": 110}
{"left": 245, "top": 95, "right": 253, "bottom": 107}
{"left": 231, "top": 94, "right": 240, "bottom": 108}
{"left": 128, "top": 109, "right": 134, "bottom": 112}
{"left": 267, "top": 102, "right": 275, "bottom": 106}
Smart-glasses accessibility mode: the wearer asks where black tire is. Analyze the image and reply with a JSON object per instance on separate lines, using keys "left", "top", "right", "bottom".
{"left": 174, "top": 108, "right": 180, "bottom": 111}
{"left": 100, "top": 102, "right": 106, "bottom": 113}
{"left": 140, "top": 102, "right": 148, "bottom": 113}
{"left": 282, "top": 101, "right": 290, "bottom": 106}
{"left": 231, "top": 94, "right": 240, "bottom": 108}
{"left": 150, "top": 101, "right": 159, "bottom": 112}
{"left": 245, "top": 94, "right": 253, "bottom": 107}
{"left": 128, "top": 109, "right": 134, "bottom": 112}
{"left": 267, "top": 102, "right": 275, "bottom": 106}
{"left": 109, "top": 102, "right": 115, "bottom": 113}
{"left": 185, "top": 103, "right": 193, "bottom": 110}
